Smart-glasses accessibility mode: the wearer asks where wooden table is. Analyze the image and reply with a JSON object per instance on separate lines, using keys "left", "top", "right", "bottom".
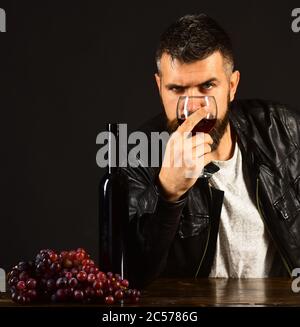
{"left": 1, "top": 278, "right": 300, "bottom": 307}
{"left": 142, "top": 278, "right": 300, "bottom": 307}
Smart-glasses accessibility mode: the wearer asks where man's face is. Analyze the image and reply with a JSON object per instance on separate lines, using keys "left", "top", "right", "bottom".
{"left": 155, "top": 51, "right": 240, "bottom": 150}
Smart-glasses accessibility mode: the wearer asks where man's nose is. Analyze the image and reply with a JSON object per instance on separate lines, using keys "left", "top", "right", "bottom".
{"left": 186, "top": 88, "right": 204, "bottom": 97}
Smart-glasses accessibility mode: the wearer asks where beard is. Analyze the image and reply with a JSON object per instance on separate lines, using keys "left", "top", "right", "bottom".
{"left": 166, "top": 94, "right": 231, "bottom": 152}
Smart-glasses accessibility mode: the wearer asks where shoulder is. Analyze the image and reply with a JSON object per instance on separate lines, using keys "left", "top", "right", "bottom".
{"left": 230, "top": 98, "right": 300, "bottom": 136}
{"left": 230, "top": 98, "right": 299, "bottom": 122}
{"left": 230, "top": 99, "right": 300, "bottom": 159}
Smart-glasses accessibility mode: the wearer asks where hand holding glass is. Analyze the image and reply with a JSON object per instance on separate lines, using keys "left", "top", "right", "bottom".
{"left": 176, "top": 95, "right": 217, "bottom": 178}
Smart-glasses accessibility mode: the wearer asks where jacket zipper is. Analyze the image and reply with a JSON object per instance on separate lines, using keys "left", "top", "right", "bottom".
{"left": 194, "top": 184, "right": 212, "bottom": 278}
{"left": 255, "top": 177, "right": 292, "bottom": 276}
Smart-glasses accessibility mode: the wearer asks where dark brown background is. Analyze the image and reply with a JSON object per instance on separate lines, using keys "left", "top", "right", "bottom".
{"left": 0, "top": 0, "right": 300, "bottom": 271}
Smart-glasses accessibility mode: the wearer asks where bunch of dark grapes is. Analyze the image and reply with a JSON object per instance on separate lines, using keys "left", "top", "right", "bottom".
{"left": 7, "top": 248, "right": 140, "bottom": 305}
{"left": 7, "top": 261, "right": 36, "bottom": 304}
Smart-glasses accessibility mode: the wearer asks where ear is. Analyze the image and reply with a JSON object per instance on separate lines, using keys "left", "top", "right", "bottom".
{"left": 155, "top": 73, "right": 161, "bottom": 93}
{"left": 229, "top": 70, "right": 240, "bottom": 102}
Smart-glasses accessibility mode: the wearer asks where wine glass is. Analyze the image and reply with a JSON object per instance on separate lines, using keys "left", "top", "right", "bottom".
{"left": 176, "top": 95, "right": 218, "bottom": 178}
{"left": 176, "top": 95, "right": 217, "bottom": 135}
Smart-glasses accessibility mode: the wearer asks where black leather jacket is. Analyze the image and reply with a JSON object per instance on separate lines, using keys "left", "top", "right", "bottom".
{"left": 121, "top": 99, "right": 300, "bottom": 288}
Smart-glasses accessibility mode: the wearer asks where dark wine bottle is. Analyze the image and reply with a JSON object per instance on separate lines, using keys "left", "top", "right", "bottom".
{"left": 99, "top": 123, "right": 128, "bottom": 278}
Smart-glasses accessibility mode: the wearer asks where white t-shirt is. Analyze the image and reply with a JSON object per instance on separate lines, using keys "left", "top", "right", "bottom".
{"left": 208, "top": 142, "right": 276, "bottom": 278}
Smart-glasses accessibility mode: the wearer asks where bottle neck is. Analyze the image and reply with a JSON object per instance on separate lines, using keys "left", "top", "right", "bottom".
{"left": 107, "top": 123, "right": 119, "bottom": 175}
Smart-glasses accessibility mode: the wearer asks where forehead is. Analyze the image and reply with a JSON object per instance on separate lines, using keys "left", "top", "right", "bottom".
{"left": 160, "top": 51, "right": 226, "bottom": 83}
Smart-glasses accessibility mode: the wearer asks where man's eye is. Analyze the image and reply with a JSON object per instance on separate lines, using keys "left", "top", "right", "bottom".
{"left": 170, "top": 87, "right": 184, "bottom": 93}
{"left": 201, "top": 82, "right": 215, "bottom": 90}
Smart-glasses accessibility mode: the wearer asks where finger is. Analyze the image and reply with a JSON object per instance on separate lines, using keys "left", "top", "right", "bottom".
{"left": 183, "top": 142, "right": 211, "bottom": 165}
{"left": 182, "top": 134, "right": 211, "bottom": 158}
{"left": 190, "top": 132, "right": 204, "bottom": 148}
{"left": 192, "top": 143, "right": 212, "bottom": 160}
{"left": 169, "top": 129, "right": 213, "bottom": 149}
{"left": 186, "top": 133, "right": 213, "bottom": 150}
{"left": 178, "top": 109, "right": 208, "bottom": 134}
{"left": 190, "top": 133, "right": 213, "bottom": 146}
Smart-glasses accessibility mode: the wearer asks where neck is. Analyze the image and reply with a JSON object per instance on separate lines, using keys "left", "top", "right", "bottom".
{"left": 211, "top": 123, "right": 235, "bottom": 161}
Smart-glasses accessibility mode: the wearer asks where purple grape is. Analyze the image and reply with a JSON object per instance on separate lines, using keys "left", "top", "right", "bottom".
{"left": 46, "top": 279, "right": 56, "bottom": 291}
{"left": 17, "top": 261, "right": 30, "bottom": 272}
{"left": 114, "top": 289, "right": 124, "bottom": 301}
{"left": 68, "top": 277, "right": 78, "bottom": 288}
{"left": 16, "top": 294, "right": 27, "bottom": 304}
{"left": 73, "top": 289, "right": 84, "bottom": 301}
{"left": 104, "top": 295, "right": 114, "bottom": 305}
{"left": 84, "top": 286, "right": 96, "bottom": 299}
{"left": 26, "top": 278, "right": 37, "bottom": 289}
{"left": 50, "top": 262, "right": 61, "bottom": 273}
{"left": 76, "top": 271, "right": 87, "bottom": 282}
{"left": 27, "top": 289, "right": 37, "bottom": 300}
{"left": 56, "top": 277, "right": 68, "bottom": 289}
{"left": 17, "top": 281, "right": 26, "bottom": 290}
{"left": 55, "top": 288, "right": 67, "bottom": 302}
{"left": 8, "top": 276, "right": 18, "bottom": 286}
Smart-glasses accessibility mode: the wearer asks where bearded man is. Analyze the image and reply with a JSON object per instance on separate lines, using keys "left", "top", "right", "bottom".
{"left": 121, "top": 14, "right": 300, "bottom": 288}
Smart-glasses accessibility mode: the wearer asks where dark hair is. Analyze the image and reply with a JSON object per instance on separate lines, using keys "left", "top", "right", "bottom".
{"left": 156, "top": 14, "right": 234, "bottom": 74}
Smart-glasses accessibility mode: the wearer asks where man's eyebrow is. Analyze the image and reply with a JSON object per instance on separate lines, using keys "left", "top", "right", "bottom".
{"left": 165, "top": 78, "right": 220, "bottom": 89}
{"left": 165, "top": 83, "right": 186, "bottom": 89}
{"left": 198, "top": 77, "right": 219, "bottom": 86}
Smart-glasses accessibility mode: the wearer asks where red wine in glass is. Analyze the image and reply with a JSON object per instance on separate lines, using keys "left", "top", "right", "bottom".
{"left": 178, "top": 117, "right": 217, "bottom": 134}
{"left": 176, "top": 95, "right": 218, "bottom": 136}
